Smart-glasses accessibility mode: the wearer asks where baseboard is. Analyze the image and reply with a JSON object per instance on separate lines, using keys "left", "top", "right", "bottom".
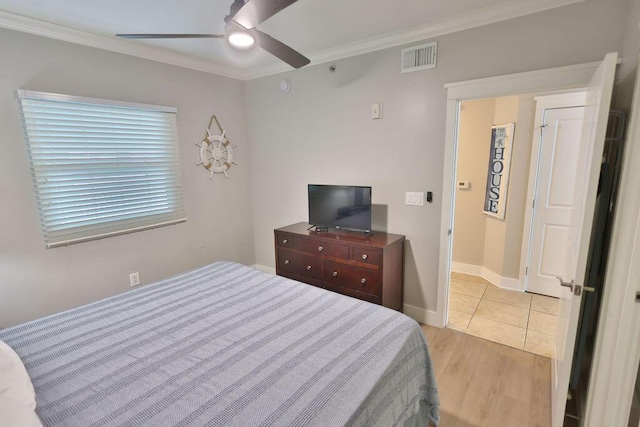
{"left": 480, "top": 267, "right": 522, "bottom": 291}
{"left": 403, "top": 304, "right": 443, "bottom": 328}
{"left": 451, "top": 262, "right": 522, "bottom": 291}
{"left": 251, "top": 264, "right": 276, "bottom": 275}
{"left": 451, "top": 262, "right": 483, "bottom": 276}
{"left": 500, "top": 277, "right": 521, "bottom": 291}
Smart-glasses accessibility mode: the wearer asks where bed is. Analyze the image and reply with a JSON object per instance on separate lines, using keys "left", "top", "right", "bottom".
{"left": 0, "top": 261, "right": 439, "bottom": 426}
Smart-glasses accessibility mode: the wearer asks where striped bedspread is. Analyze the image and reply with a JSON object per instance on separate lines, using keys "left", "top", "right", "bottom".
{"left": 0, "top": 262, "right": 439, "bottom": 426}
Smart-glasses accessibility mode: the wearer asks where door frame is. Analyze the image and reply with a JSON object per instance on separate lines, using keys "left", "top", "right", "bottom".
{"left": 581, "top": 52, "right": 640, "bottom": 427}
{"left": 519, "top": 92, "right": 587, "bottom": 295}
{"left": 435, "top": 54, "right": 639, "bottom": 426}
{"left": 437, "top": 60, "right": 601, "bottom": 329}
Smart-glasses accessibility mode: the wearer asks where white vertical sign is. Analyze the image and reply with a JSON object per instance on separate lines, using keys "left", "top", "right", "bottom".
{"left": 483, "top": 123, "right": 515, "bottom": 219}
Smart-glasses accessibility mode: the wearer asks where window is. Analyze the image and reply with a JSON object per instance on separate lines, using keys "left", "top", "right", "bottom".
{"left": 17, "top": 90, "right": 186, "bottom": 248}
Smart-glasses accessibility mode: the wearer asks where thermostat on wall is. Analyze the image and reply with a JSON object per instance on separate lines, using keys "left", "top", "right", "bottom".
{"left": 457, "top": 181, "right": 470, "bottom": 189}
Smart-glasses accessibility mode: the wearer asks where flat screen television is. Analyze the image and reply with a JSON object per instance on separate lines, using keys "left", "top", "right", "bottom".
{"left": 308, "top": 184, "right": 372, "bottom": 233}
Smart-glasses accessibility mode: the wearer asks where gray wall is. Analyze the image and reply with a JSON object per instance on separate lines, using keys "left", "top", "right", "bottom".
{"left": 616, "top": 0, "right": 640, "bottom": 110}
{"left": 246, "top": 0, "right": 629, "bottom": 312}
{"left": 1, "top": 0, "right": 637, "bottom": 326}
{"left": 0, "top": 28, "right": 255, "bottom": 327}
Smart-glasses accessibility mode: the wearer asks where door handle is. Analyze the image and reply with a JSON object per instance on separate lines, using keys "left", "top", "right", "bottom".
{"left": 556, "top": 277, "right": 574, "bottom": 291}
{"left": 557, "top": 277, "right": 596, "bottom": 296}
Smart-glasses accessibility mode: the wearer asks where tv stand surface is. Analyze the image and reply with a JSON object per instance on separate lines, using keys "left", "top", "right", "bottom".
{"left": 274, "top": 222, "right": 405, "bottom": 311}
{"left": 307, "top": 224, "right": 329, "bottom": 232}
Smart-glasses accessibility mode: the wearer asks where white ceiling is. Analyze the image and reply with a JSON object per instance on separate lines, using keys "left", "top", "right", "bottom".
{"left": 0, "top": 0, "right": 583, "bottom": 79}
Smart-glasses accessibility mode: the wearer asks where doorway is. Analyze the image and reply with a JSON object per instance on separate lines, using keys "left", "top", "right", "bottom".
{"left": 435, "top": 62, "right": 605, "bottom": 330}
{"left": 447, "top": 93, "right": 584, "bottom": 357}
{"left": 437, "top": 54, "right": 618, "bottom": 427}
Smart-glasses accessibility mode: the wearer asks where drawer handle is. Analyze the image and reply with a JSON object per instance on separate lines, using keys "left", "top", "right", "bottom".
{"left": 361, "top": 278, "right": 367, "bottom": 284}
{"left": 332, "top": 271, "right": 338, "bottom": 277}
{"left": 282, "top": 239, "right": 288, "bottom": 244}
{"left": 307, "top": 265, "right": 312, "bottom": 270}
{"left": 362, "top": 254, "right": 368, "bottom": 260}
{"left": 318, "top": 246, "right": 324, "bottom": 252}
{"left": 284, "top": 259, "right": 290, "bottom": 265}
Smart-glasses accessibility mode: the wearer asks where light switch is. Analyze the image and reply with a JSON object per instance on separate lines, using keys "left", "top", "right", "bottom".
{"left": 405, "top": 192, "right": 424, "bottom": 206}
{"left": 371, "top": 103, "right": 383, "bottom": 120}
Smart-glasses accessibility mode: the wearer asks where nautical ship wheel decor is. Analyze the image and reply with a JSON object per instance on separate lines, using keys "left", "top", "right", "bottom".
{"left": 195, "top": 115, "right": 238, "bottom": 179}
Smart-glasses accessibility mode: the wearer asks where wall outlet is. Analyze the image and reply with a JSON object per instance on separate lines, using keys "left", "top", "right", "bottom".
{"left": 129, "top": 272, "right": 140, "bottom": 287}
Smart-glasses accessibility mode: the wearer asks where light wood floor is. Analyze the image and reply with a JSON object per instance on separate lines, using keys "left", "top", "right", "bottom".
{"left": 421, "top": 324, "right": 551, "bottom": 427}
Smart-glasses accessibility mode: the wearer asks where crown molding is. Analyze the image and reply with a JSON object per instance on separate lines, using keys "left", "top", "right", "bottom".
{"left": 0, "top": 0, "right": 587, "bottom": 82}
{"left": 0, "top": 10, "right": 245, "bottom": 80}
{"left": 244, "top": 0, "right": 587, "bottom": 80}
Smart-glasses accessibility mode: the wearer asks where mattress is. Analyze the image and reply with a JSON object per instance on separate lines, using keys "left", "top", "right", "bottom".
{"left": 0, "top": 262, "right": 439, "bottom": 426}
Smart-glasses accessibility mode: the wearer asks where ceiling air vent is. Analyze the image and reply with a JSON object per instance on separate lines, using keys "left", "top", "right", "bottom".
{"left": 401, "top": 42, "right": 437, "bottom": 73}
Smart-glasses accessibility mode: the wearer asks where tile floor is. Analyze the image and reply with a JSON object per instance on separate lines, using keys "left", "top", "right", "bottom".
{"left": 447, "top": 272, "right": 559, "bottom": 358}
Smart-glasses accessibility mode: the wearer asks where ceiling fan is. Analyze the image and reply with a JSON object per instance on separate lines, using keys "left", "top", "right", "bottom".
{"left": 116, "top": 0, "right": 310, "bottom": 69}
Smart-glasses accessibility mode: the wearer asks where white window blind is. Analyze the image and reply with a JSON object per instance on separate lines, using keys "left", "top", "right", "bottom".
{"left": 17, "top": 90, "right": 186, "bottom": 248}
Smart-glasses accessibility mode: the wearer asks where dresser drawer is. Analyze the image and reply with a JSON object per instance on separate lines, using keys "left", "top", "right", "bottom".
{"left": 353, "top": 247, "right": 381, "bottom": 265}
{"left": 296, "top": 239, "right": 349, "bottom": 259}
{"left": 324, "top": 261, "right": 380, "bottom": 296}
{"left": 275, "top": 223, "right": 405, "bottom": 311}
{"left": 325, "top": 285, "right": 380, "bottom": 305}
{"left": 277, "top": 249, "right": 324, "bottom": 280}
{"left": 275, "top": 232, "right": 296, "bottom": 249}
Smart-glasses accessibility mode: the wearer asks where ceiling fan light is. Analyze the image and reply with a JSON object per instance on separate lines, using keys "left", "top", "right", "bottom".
{"left": 228, "top": 31, "right": 255, "bottom": 49}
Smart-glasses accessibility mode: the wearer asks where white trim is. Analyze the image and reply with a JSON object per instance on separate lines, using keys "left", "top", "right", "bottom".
{"left": 17, "top": 89, "right": 177, "bottom": 113}
{"left": 403, "top": 304, "right": 442, "bottom": 327}
{"left": 0, "top": 1, "right": 586, "bottom": 81}
{"left": 437, "top": 60, "right": 608, "bottom": 329}
{"left": 251, "top": 264, "right": 276, "bottom": 274}
{"left": 533, "top": 92, "right": 588, "bottom": 109}
{"left": 445, "top": 62, "right": 599, "bottom": 100}
{"left": 583, "top": 52, "right": 640, "bottom": 427}
{"left": 482, "top": 270, "right": 520, "bottom": 291}
{"left": 245, "top": 0, "right": 586, "bottom": 79}
{"left": 437, "top": 98, "right": 460, "bottom": 330}
{"left": 519, "top": 92, "right": 587, "bottom": 292}
{"left": 450, "top": 262, "right": 483, "bottom": 276}
{"left": 0, "top": 10, "right": 244, "bottom": 80}
{"left": 451, "top": 262, "right": 522, "bottom": 291}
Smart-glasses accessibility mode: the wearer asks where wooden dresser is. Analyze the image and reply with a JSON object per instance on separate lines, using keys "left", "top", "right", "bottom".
{"left": 274, "top": 222, "right": 405, "bottom": 311}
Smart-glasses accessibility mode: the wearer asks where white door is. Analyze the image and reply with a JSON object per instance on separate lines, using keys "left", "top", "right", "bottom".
{"left": 551, "top": 52, "right": 617, "bottom": 427}
{"left": 526, "top": 106, "right": 585, "bottom": 297}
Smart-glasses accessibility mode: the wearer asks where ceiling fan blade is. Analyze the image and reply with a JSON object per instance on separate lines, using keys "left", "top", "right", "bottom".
{"left": 251, "top": 29, "right": 310, "bottom": 69}
{"left": 116, "top": 34, "right": 225, "bottom": 39}
{"left": 233, "top": 0, "right": 299, "bottom": 29}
